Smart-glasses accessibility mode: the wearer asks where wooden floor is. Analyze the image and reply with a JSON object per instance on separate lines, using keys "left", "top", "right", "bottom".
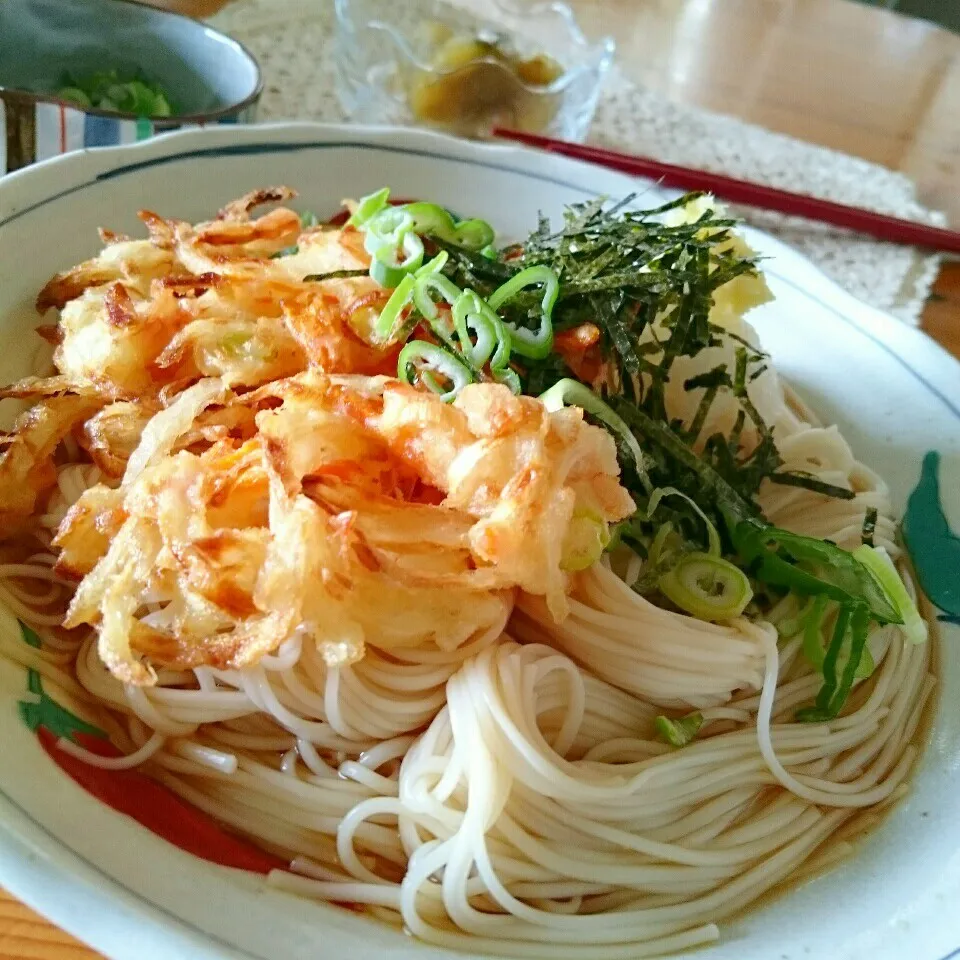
{"left": 923, "top": 262, "right": 960, "bottom": 357}
{"left": 0, "top": 897, "right": 96, "bottom": 960}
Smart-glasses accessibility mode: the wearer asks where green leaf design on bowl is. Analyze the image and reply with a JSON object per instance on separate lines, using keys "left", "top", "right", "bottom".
{"left": 16, "top": 621, "right": 106, "bottom": 742}
{"left": 903, "top": 451, "right": 960, "bottom": 625}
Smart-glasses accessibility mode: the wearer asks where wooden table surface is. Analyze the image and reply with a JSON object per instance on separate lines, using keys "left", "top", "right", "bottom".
{"left": 2, "top": 1, "right": 958, "bottom": 958}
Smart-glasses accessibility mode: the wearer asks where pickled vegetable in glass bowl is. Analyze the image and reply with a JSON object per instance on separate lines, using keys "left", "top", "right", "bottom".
{"left": 333, "top": 0, "right": 614, "bottom": 141}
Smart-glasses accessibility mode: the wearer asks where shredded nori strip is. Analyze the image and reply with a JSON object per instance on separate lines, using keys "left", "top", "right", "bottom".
{"left": 402, "top": 191, "right": 898, "bottom": 719}
{"left": 475, "top": 191, "right": 902, "bottom": 722}
{"left": 768, "top": 473, "right": 857, "bottom": 500}
{"left": 479, "top": 194, "right": 869, "bottom": 579}
{"left": 303, "top": 269, "right": 369, "bottom": 282}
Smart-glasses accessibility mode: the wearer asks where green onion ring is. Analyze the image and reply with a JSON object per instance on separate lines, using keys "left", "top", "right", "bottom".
{"left": 399, "top": 202, "right": 495, "bottom": 251}
{"left": 398, "top": 341, "right": 474, "bottom": 403}
{"left": 658, "top": 552, "right": 753, "bottom": 621}
{"left": 488, "top": 265, "right": 559, "bottom": 360}
{"left": 375, "top": 274, "right": 416, "bottom": 341}
{"left": 370, "top": 232, "right": 425, "bottom": 289}
{"left": 452, "top": 289, "right": 511, "bottom": 372}
{"left": 364, "top": 207, "right": 414, "bottom": 255}
{"left": 852, "top": 545, "right": 927, "bottom": 645}
{"left": 347, "top": 187, "right": 390, "bottom": 228}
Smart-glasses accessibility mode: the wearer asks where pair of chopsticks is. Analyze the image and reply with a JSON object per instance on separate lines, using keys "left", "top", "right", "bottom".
{"left": 492, "top": 127, "right": 959, "bottom": 255}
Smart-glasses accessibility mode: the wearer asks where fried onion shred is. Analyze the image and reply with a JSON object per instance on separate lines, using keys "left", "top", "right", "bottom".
{"left": 56, "top": 372, "right": 632, "bottom": 683}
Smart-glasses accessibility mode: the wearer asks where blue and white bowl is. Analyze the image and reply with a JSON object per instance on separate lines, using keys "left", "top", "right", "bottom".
{"left": 0, "top": 0, "right": 261, "bottom": 174}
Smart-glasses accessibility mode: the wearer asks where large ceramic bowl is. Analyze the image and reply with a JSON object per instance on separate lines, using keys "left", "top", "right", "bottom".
{"left": 0, "top": 123, "right": 958, "bottom": 960}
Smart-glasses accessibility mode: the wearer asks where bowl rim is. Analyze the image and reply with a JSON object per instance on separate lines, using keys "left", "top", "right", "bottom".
{"left": 0, "top": 0, "right": 263, "bottom": 122}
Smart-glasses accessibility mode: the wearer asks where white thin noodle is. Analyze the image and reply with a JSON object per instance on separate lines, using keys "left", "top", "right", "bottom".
{"left": 0, "top": 334, "right": 934, "bottom": 958}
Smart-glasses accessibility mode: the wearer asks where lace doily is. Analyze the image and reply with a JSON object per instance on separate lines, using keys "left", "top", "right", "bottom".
{"left": 211, "top": 0, "right": 943, "bottom": 325}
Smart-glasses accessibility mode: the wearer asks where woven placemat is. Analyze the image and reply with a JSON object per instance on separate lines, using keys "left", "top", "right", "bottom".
{"left": 210, "top": 0, "right": 945, "bottom": 326}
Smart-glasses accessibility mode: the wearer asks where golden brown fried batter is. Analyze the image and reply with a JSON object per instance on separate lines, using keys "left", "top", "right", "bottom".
{"left": 59, "top": 372, "right": 633, "bottom": 684}
{"left": 2, "top": 189, "right": 637, "bottom": 687}
{"left": 33, "top": 192, "right": 400, "bottom": 403}
{"left": 0, "top": 395, "right": 104, "bottom": 531}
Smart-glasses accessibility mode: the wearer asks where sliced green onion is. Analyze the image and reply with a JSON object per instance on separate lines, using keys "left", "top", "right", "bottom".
{"left": 152, "top": 93, "right": 172, "bottom": 117}
{"left": 396, "top": 202, "right": 451, "bottom": 237}
{"left": 658, "top": 552, "right": 753, "bottom": 622}
{"left": 645, "top": 486, "right": 722, "bottom": 558}
{"left": 416, "top": 251, "right": 449, "bottom": 278}
{"left": 561, "top": 509, "right": 611, "bottom": 572}
{"left": 480, "top": 244, "right": 498, "bottom": 260}
{"left": 57, "top": 86, "right": 92, "bottom": 108}
{"left": 655, "top": 712, "right": 703, "bottom": 748}
{"left": 105, "top": 83, "right": 133, "bottom": 111}
{"left": 493, "top": 367, "right": 522, "bottom": 395}
{"left": 859, "top": 642, "right": 876, "bottom": 680}
{"left": 413, "top": 272, "right": 463, "bottom": 349}
{"left": 799, "top": 595, "right": 873, "bottom": 680}
{"left": 364, "top": 207, "right": 414, "bottom": 255}
{"left": 400, "top": 202, "right": 495, "bottom": 251}
{"left": 817, "top": 604, "right": 853, "bottom": 716}
{"left": 370, "top": 232, "right": 425, "bottom": 289}
{"left": 798, "top": 602, "right": 872, "bottom": 721}
{"left": 121, "top": 80, "right": 156, "bottom": 115}
{"left": 728, "top": 517, "right": 902, "bottom": 625}
{"left": 539, "top": 379, "right": 648, "bottom": 480}
{"left": 453, "top": 289, "right": 510, "bottom": 371}
{"left": 774, "top": 595, "right": 813, "bottom": 640}
{"left": 830, "top": 604, "right": 872, "bottom": 714}
{"left": 648, "top": 521, "right": 678, "bottom": 568}
{"left": 375, "top": 274, "right": 416, "bottom": 341}
{"left": 488, "top": 266, "right": 559, "bottom": 360}
{"left": 55, "top": 68, "right": 176, "bottom": 116}
{"left": 415, "top": 260, "right": 517, "bottom": 386}
{"left": 398, "top": 341, "right": 473, "bottom": 403}
{"left": 347, "top": 188, "right": 390, "bottom": 228}
{"left": 801, "top": 595, "right": 831, "bottom": 667}
{"left": 852, "top": 545, "right": 928, "bottom": 644}
{"left": 413, "top": 272, "right": 461, "bottom": 320}
{"left": 452, "top": 217, "right": 496, "bottom": 250}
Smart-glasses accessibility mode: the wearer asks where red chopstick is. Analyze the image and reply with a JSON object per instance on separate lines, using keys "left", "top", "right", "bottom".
{"left": 492, "top": 127, "right": 959, "bottom": 255}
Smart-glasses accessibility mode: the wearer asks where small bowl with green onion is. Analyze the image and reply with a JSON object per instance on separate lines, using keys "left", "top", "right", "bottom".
{"left": 55, "top": 68, "right": 177, "bottom": 119}
{"left": 0, "top": 0, "right": 261, "bottom": 174}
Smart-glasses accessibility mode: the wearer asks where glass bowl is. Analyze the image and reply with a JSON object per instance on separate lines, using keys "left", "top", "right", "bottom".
{"left": 333, "top": 0, "right": 614, "bottom": 142}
